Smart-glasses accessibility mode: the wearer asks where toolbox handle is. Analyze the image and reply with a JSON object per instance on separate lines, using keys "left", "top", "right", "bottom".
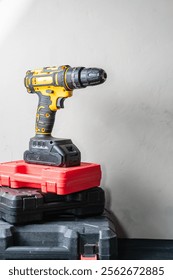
{"left": 6, "top": 246, "right": 69, "bottom": 258}
{"left": 14, "top": 173, "right": 41, "bottom": 183}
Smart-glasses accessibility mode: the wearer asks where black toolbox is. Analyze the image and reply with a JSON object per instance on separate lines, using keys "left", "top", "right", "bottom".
{"left": 0, "top": 211, "right": 117, "bottom": 260}
{"left": 0, "top": 186, "right": 105, "bottom": 224}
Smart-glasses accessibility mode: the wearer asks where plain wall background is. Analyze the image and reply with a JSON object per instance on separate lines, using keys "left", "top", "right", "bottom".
{"left": 0, "top": 0, "right": 173, "bottom": 239}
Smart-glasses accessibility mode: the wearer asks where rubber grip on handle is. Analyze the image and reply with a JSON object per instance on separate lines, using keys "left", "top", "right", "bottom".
{"left": 35, "top": 92, "right": 56, "bottom": 135}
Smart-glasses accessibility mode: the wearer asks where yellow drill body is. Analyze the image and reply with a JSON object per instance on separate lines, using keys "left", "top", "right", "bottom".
{"left": 25, "top": 66, "right": 73, "bottom": 135}
{"left": 24, "top": 65, "right": 107, "bottom": 166}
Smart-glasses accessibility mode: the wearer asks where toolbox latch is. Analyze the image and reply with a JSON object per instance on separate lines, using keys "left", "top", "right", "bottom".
{"left": 23, "top": 197, "right": 36, "bottom": 209}
{"left": 80, "top": 243, "right": 98, "bottom": 260}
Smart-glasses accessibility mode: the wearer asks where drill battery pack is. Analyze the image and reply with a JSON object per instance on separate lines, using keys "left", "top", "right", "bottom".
{"left": 0, "top": 186, "right": 105, "bottom": 224}
{"left": 0, "top": 211, "right": 117, "bottom": 260}
{"left": 0, "top": 160, "right": 101, "bottom": 195}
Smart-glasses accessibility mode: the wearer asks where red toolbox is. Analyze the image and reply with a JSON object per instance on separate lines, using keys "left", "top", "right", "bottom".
{"left": 0, "top": 160, "right": 101, "bottom": 195}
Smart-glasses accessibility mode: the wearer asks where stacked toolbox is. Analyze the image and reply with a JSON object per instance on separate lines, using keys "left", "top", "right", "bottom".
{"left": 0, "top": 186, "right": 105, "bottom": 224}
{"left": 0, "top": 211, "right": 117, "bottom": 260}
{"left": 0, "top": 162, "right": 117, "bottom": 260}
{"left": 0, "top": 160, "right": 102, "bottom": 194}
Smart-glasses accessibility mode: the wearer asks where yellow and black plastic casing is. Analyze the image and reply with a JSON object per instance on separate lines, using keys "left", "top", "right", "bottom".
{"left": 24, "top": 65, "right": 107, "bottom": 136}
{"left": 24, "top": 66, "right": 73, "bottom": 135}
{"left": 24, "top": 65, "right": 107, "bottom": 166}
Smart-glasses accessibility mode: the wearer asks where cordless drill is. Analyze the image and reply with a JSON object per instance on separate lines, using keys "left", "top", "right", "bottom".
{"left": 24, "top": 65, "right": 107, "bottom": 167}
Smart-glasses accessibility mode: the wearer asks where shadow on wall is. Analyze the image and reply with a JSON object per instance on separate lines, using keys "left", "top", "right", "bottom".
{"left": 105, "top": 169, "right": 170, "bottom": 239}
{"left": 105, "top": 188, "right": 128, "bottom": 238}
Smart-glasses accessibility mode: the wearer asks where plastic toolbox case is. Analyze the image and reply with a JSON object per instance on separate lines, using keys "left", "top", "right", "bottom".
{"left": 0, "top": 211, "right": 117, "bottom": 260}
{"left": 0, "top": 186, "right": 105, "bottom": 224}
{"left": 0, "top": 160, "right": 101, "bottom": 195}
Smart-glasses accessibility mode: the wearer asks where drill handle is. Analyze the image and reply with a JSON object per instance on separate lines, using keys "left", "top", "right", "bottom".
{"left": 35, "top": 93, "right": 56, "bottom": 136}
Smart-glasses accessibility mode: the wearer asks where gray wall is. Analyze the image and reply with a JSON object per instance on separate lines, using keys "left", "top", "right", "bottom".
{"left": 0, "top": 0, "right": 173, "bottom": 239}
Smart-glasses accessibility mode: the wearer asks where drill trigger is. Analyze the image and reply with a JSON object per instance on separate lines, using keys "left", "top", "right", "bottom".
{"left": 57, "top": 97, "right": 66, "bottom": 109}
